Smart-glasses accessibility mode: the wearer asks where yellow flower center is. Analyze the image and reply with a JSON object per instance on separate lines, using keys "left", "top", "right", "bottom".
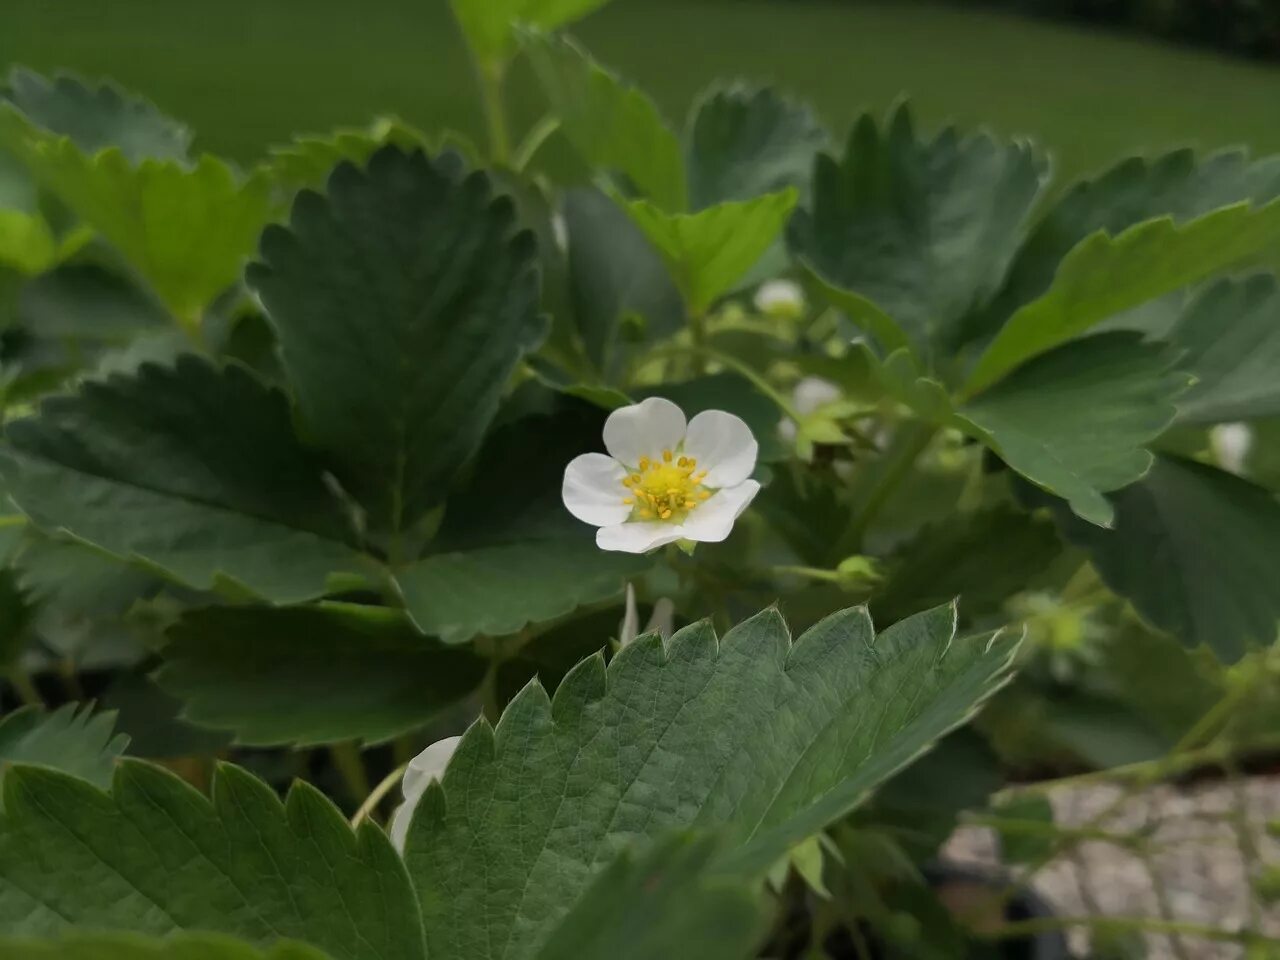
{"left": 621, "top": 449, "right": 711, "bottom": 522}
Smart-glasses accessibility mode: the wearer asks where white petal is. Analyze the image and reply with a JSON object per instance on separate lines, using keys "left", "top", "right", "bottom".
{"left": 645, "top": 597, "right": 675, "bottom": 640}
{"left": 562, "top": 453, "right": 630, "bottom": 527}
{"left": 619, "top": 582, "right": 640, "bottom": 646}
{"left": 603, "top": 397, "right": 687, "bottom": 469}
{"left": 1212, "top": 422, "right": 1253, "bottom": 475}
{"left": 754, "top": 279, "right": 805, "bottom": 317}
{"left": 682, "top": 410, "right": 758, "bottom": 488}
{"left": 792, "top": 377, "right": 841, "bottom": 416}
{"left": 596, "top": 521, "right": 686, "bottom": 554}
{"left": 679, "top": 480, "right": 761, "bottom": 543}
{"left": 388, "top": 735, "right": 462, "bottom": 853}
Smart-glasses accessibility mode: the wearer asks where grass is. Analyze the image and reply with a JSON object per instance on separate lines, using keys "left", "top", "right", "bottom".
{"left": 2, "top": 0, "right": 1280, "bottom": 185}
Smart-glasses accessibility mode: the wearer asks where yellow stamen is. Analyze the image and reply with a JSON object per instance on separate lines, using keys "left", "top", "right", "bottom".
{"left": 662, "top": 449, "right": 673, "bottom": 462}
{"left": 623, "top": 497, "right": 634, "bottom": 505}
{"left": 638, "top": 457, "right": 650, "bottom": 471}
{"left": 677, "top": 456, "right": 689, "bottom": 467}
{"left": 618, "top": 448, "right": 714, "bottom": 525}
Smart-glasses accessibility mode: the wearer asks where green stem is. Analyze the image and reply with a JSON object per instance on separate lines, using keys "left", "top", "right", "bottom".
{"left": 982, "top": 914, "right": 1280, "bottom": 947}
{"left": 962, "top": 813, "right": 1139, "bottom": 848}
{"left": 329, "top": 741, "right": 371, "bottom": 807}
{"left": 770, "top": 564, "right": 842, "bottom": 584}
{"left": 833, "top": 420, "right": 938, "bottom": 557}
{"left": 511, "top": 114, "right": 560, "bottom": 172}
{"left": 5, "top": 667, "right": 42, "bottom": 707}
{"left": 478, "top": 60, "right": 510, "bottom": 164}
{"left": 350, "top": 760, "right": 409, "bottom": 828}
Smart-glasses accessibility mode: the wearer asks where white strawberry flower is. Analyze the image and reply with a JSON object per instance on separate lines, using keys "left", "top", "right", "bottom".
{"left": 754, "top": 279, "right": 806, "bottom": 319}
{"left": 562, "top": 397, "right": 761, "bottom": 554}
{"left": 388, "top": 735, "right": 461, "bottom": 853}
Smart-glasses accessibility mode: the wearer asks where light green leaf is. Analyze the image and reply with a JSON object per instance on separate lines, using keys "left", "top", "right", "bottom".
{"left": 967, "top": 198, "right": 1280, "bottom": 392}
{"left": 157, "top": 604, "right": 485, "bottom": 747}
{"left": 1024, "top": 455, "right": 1280, "bottom": 662}
{"left": 248, "top": 146, "right": 544, "bottom": 536}
{"left": 960, "top": 333, "right": 1189, "bottom": 526}
{"left": 3, "top": 67, "right": 192, "bottom": 162}
{"left": 394, "top": 405, "right": 648, "bottom": 642}
{"left": 522, "top": 31, "right": 686, "bottom": 211}
{"left": 405, "top": 602, "right": 1019, "bottom": 959}
{"left": 789, "top": 104, "right": 1048, "bottom": 359}
{"left": 0, "top": 932, "right": 330, "bottom": 960}
{"left": 451, "top": 0, "right": 613, "bottom": 66}
{"left": 1167, "top": 273, "right": 1280, "bottom": 425}
{"left": 0, "top": 211, "right": 56, "bottom": 275}
{"left": 264, "top": 118, "right": 437, "bottom": 191}
{"left": 0, "top": 704, "right": 128, "bottom": 792}
{"left": 685, "top": 83, "right": 827, "bottom": 210}
{"left": 533, "top": 834, "right": 766, "bottom": 960}
{"left": 0, "top": 356, "right": 374, "bottom": 602}
{"left": 0, "top": 762, "right": 425, "bottom": 960}
{"left": 625, "top": 190, "right": 797, "bottom": 315}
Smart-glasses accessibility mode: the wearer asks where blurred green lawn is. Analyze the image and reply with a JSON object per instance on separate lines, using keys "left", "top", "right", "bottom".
{"left": 3, "top": 0, "right": 1279, "bottom": 185}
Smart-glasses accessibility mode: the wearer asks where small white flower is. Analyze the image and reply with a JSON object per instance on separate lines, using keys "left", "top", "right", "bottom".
{"left": 778, "top": 376, "right": 842, "bottom": 443}
{"left": 562, "top": 397, "right": 761, "bottom": 554}
{"left": 618, "top": 583, "right": 676, "bottom": 646}
{"left": 388, "top": 735, "right": 461, "bottom": 853}
{"left": 754, "top": 279, "right": 805, "bottom": 320}
{"left": 1211, "top": 422, "right": 1253, "bottom": 475}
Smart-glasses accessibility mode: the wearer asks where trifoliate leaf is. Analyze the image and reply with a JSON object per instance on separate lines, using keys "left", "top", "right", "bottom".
{"left": 967, "top": 197, "right": 1280, "bottom": 392}
{"left": 248, "top": 146, "right": 544, "bottom": 536}
{"left": 157, "top": 604, "right": 486, "bottom": 747}
{"left": 452, "top": 0, "right": 614, "bottom": 66}
{"left": 1023, "top": 455, "right": 1280, "bottom": 662}
{"left": 0, "top": 932, "right": 331, "bottom": 960}
{"left": 790, "top": 104, "right": 1048, "bottom": 359}
{"left": 685, "top": 83, "right": 827, "bottom": 209}
{"left": 405, "top": 602, "right": 1019, "bottom": 960}
{"left": 0, "top": 704, "right": 128, "bottom": 792}
{"left": 533, "top": 833, "right": 766, "bottom": 960}
{"left": 960, "top": 333, "right": 1189, "bottom": 527}
{"left": 3, "top": 67, "right": 192, "bottom": 162}
{"left": 0, "top": 762, "right": 425, "bottom": 960}
{"left": 0, "top": 356, "right": 373, "bottom": 602}
{"left": 521, "top": 31, "right": 687, "bottom": 211}
{"left": 1167, "top": 273, "right": 1280, "bottom": 425}
{"left": 624, "top": 190, "right": 797, "bottom": 315}
{"left": 395, "top": 406, "right": 649, "bottom": 642}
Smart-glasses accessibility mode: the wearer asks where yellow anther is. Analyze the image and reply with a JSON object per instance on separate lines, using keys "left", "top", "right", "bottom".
{"left": 698, "top": 490, "right": 711, "bottom": 500}
{"left": 639, "top": 457, "right": 650, "bottom": 470}
{"left": 694, "top": 471, "right": 708, "bottom": 483}
{"left": 677, "top": 456, "right": 689, "bottom": 467}
{"left": 684, "top": 499, "right": 696, "bottom": 508}
{"left": 662, "top": 450, "right": 673, "bottom": 462}
{"left": 660, "top": 509, "right": 672, "bottom": 519}
{"left": 623, "top": 497, "right": 634, "bottom": 505}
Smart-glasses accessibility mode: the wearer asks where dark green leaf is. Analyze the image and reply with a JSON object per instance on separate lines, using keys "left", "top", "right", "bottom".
{"left": 790, "top": 104, "right": 1047, "bottom": 359}
{"left": 0, "top": 356, "right": 372, "bottom": 602}
{"left": 0, "top": 761, "right": 425, "bottom": 960}
{"left": 521, "top": 31, "right": 686, "bottom": 211}
{"left": 0, "top": 704, "right": 128, "bottom": 791}
{"left": 533, "top": 833, "right": 766, "bottom": 960}
{"left": 1168, "top": 273, "right": 1280, "bottom": 424}
{"left": 452, "top": 0, "right": 613, "bottom": 66}
{"left": 1025, "top": 455, "right": 1280, "bottom": 661}
{"left": 3, "top": 67, "right": 191, "bottom": 163}
{"left": 405, "top": 603, "right": 1018, "bottom": 959}
{"left": 960, "top": 334, "right": 1189, "bottom": 527}
{"left": 264, "top": 119, "right": 435, "bottom": 192}
{"left": 248, "top": 146, "right": 544, "bottom": 535}
{"left": 100, "top": 673, "right": 232, "bottom": 759}
{"left": 685, "top": 83, "right": 827, "bottom": 210}
{"left": 158, "top": 604, "right": 485, "bottom": 747}
{"left": 17, "top": 264, "right": 169, "bottom": 341}
{"left": 0, "top": 932, "right": 331, "bottom": 960}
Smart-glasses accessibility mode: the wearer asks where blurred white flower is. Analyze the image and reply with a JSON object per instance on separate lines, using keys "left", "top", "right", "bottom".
{"left": 1211, "top": 422, "right": 1253, "bottom": 475}
{"left": 619, "top": 582, "right": 676, "bottom": 647}
{"left": 754, "top": 279, "right": 806, "bottom": 320}
{"left": 562, "top": 397, "right": 760, "bottom": 554}
{"left": 388, "top": 735, "right": 461, "bottom": 853}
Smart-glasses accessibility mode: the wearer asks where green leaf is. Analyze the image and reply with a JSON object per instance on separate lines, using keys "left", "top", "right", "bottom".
{"left": 0, "top": 704, "right": 128, "bottom": 792}
{"left": 561, "top": 186, "right": 683, "bottom": 380}
{"left": 17, "top": 264, "right": 168, "bottom": 341}
{"left": 872, "top": 505, "right": 1061, "bottom": 625}
{"left": 0, "top": 356, "right": 373, "bottom": 602}
{"left": 967, "top": 198, "right": 1280, "bottom": 392}
{"left": 990, "top": 794, "right": 1056, "bottom": 866}
{"left": 1024, "top": 455, "right": 1280, "bottom": 662}
{"left": 157, "top": 604, "right": 485, "bottom": 747}
{"left": 394, "top": 405, "right": 649, "bottom": 642}
{"left": 451, "top": 0, "right": 613, "bottom": 66}
{"left": 685, "top": 83, "right": 827, "bottom": 210}
{"left": 248, "top": 146, "right": 544, "bottom": 535}
{"left": 0, "top": 121, "right": 274, "bottom": 322}
{"left": 1167, "top": 273, "right": 1280, "bottom": 425}
{"left": 533, "top": 833, "right": 766, "bottom": 960}
{"left": 264, "top": 118, "right": 437, "bottom": 192}
{"left": 3, "top": 68, "right": 191, "bottom": 163}
{"left": 522, "top": 31, "right": 686, "bottom": 211}
{"left": 969, "top": 148, "right": 1280, "bottom": 350}
{"left": 0, "top": 761, "right": 425, "bottom": 960}
{"left": 404, "top": 602, "right": 1019, "bottom": 959}
{"left": 624, "top": 190, "right": 797, "bottom": 315}
{"left": 960, "top": 333, "right": 1189, "bottom": 527}
{"left": 789, "top": 104, "right": 1047, "bottom": 358}
{"left": 0, "top": 932, "right": 330, "bottom": 960}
